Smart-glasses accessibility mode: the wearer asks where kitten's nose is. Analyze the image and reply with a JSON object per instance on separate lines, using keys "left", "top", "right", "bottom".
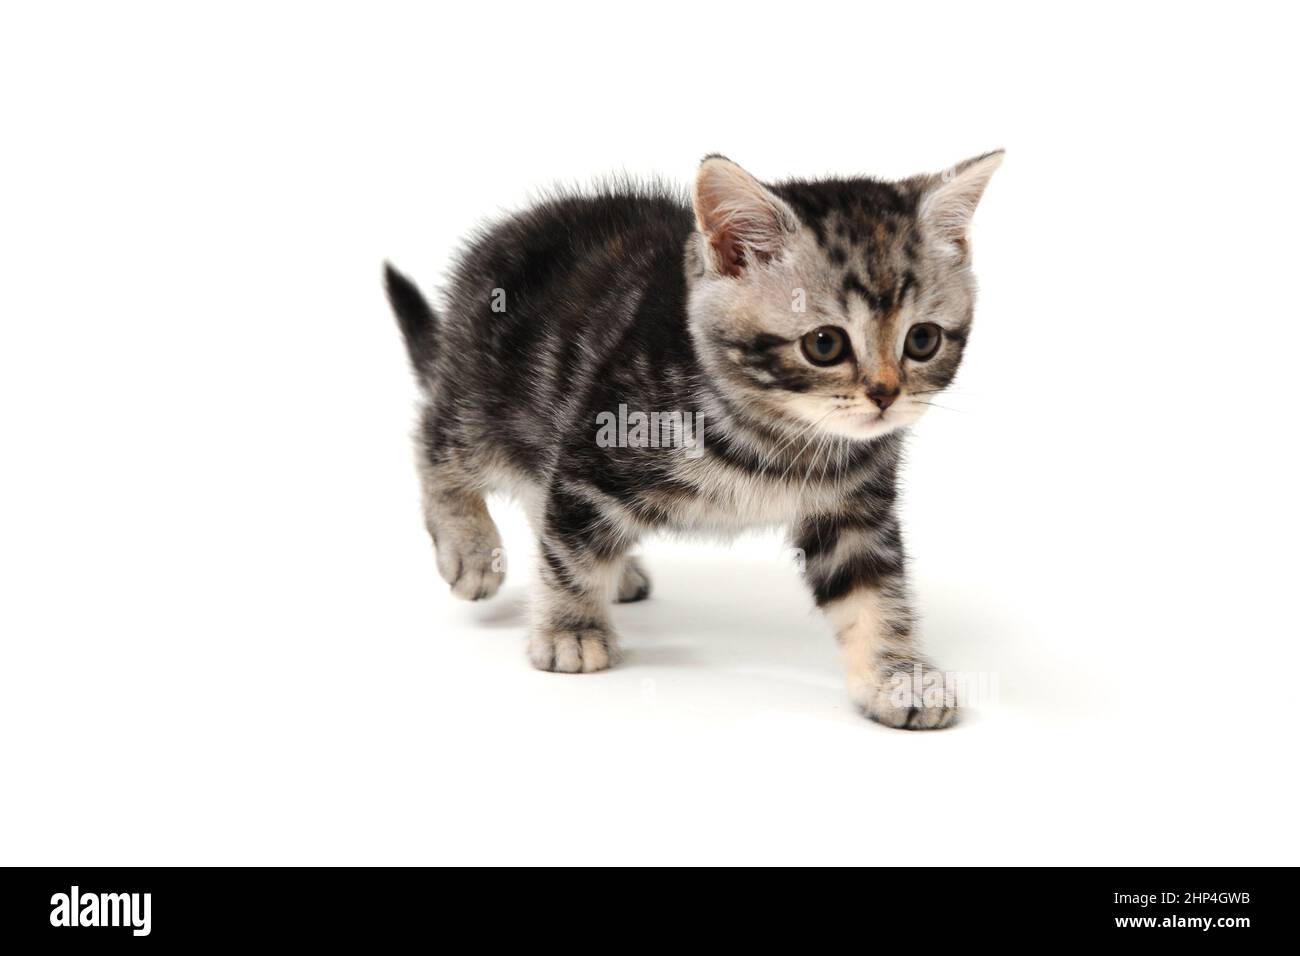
{"left": 866, "top": 384, "right": 900, "bottom": 411}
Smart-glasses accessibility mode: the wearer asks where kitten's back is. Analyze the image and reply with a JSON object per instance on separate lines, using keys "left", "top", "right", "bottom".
{"left": 420, "top": 184, "right": 698, "bottom": 477}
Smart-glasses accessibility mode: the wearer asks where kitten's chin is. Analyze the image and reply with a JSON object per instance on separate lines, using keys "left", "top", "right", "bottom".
{"left": 818, "top": 405, "right": 923, "bottom": 441}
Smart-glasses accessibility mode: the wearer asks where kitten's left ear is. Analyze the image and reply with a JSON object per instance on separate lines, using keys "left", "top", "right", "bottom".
{"left": 919, "top": 150, "right": 1004, "bottom": 256}
{"left": 693, "top": 155, "right": 800, "bottom": 277}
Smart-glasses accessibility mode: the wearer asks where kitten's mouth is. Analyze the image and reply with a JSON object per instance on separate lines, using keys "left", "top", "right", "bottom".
{"left": 785, "top": 397, "right": 919, "bottom": 441}
{"left": 819, "top": 404, "right": 907, "bottom": 440}
{"left": 837, "top": 411, "right": 889, "bottom": 426}
{"left": 842, "top": 411, "right": 891, "bottom": 433}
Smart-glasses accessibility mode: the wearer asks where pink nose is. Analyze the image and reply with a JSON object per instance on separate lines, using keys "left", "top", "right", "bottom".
{"left": 866, "top": 384, "right": 900, "bottom": 411}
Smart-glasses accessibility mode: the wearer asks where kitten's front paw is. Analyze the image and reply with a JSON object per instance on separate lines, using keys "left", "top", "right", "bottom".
{"left": 615, "top": 557, "right": 652, "bottom": 603}
{"left": 528, "top": 626, "right": 620, "bottom": 673}
{"left": 850, "top": 662, "right": 959, "bottom": 730}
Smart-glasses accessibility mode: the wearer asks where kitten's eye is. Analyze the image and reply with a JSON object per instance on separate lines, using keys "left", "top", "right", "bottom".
{"left": 801, "top": 326, "right": 849, "bottom": 366}
{"left": 903, "top": 322, "right": 942, "bottom": 361}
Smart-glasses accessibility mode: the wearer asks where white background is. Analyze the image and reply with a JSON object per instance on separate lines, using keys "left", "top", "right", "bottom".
{"left": 2, "top": 2, "right": 1297, "bottom": 865}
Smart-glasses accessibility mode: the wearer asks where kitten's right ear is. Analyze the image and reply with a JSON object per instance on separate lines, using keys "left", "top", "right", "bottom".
{"left": 693, "top": 155, "right": 799, "bottom": 277}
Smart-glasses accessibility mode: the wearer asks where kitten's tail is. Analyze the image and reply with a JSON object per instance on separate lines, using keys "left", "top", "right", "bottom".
{"left": 383, "top": 262, "right": 439, "bottom": 373}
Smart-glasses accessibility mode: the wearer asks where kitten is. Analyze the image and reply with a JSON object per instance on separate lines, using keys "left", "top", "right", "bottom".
{"left": 385, "top": 152, "right": 1002, "bottom": 729}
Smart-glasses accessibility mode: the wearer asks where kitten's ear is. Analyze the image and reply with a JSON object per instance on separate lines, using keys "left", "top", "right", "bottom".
{"left": 693, "top": 155, "right": 799, "bottom": 277}
{"left": 919, "top": 150, "right": 1004, "bottom": 256}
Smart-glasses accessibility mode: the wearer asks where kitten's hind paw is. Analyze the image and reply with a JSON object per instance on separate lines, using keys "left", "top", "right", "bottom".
{"left": 851, "top": 663, "right": 959, "bottom": 730}
{"left": 528, "top": 626, "right": 620, "bottom": 673}
{"left": 436, "top": 538, "right": 505, "bottom": 602}
{"left": 615, "top": 557, "right": 652, "bottom": 603}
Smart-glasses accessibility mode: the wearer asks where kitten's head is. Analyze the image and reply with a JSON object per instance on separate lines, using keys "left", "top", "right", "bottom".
{"left": 685, "top": 152, "right": 1002, "bottom": 440}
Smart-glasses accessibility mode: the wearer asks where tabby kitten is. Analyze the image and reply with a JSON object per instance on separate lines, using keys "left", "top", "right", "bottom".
{"left": 385, "top": 152, "right": 1002, "bottom": 729}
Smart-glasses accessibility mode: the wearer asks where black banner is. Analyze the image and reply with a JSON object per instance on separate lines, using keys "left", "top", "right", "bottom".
{"left": 0, "top": 867, "right": 1287, "bottom": 945}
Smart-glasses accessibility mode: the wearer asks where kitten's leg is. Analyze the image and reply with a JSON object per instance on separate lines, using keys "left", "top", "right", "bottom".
{"left": 520, "top": 479, "right": 645, "bottom": 614}
{"left": 528, "top": 483, "right": 630, "bottom": 672}
{"left": 615, "top": 555, "right": 652, "bottom": 603}
{"left": 416, "top": 437, "right": 505, "bottom": 602}
{"left": 795, "top": 511, "right": 956, "bottom": 729}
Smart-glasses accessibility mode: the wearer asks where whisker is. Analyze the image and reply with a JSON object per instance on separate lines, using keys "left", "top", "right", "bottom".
{"left": 773, "top": 409, "right": 837, "bottom": 483}
{"left": 754, "top": 409, "right": 831, "bottom": 472}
